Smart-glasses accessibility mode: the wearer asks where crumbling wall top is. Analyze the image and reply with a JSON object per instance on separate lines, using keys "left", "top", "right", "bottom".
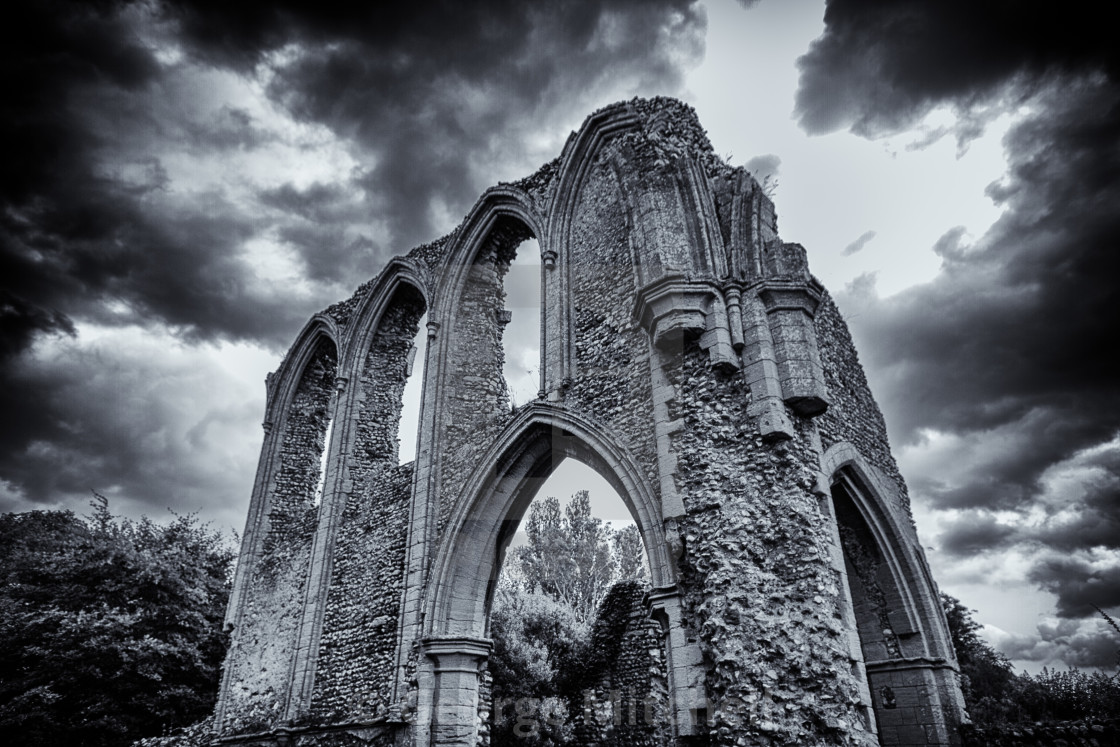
{"left": 318, "top": 97, "right": 761, "bottom": 329}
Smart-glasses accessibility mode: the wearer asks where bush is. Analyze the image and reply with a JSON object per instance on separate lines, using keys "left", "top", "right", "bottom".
{"left": 0, "top": 497, "right": 235, "bottom": 747}
{"left": 942, "top": 594, "right": 1120, "bottom": 725}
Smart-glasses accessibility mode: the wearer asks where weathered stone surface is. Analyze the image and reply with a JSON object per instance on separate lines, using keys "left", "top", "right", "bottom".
{"left": 214, "top": 97, "right": 965, "bottom": 747}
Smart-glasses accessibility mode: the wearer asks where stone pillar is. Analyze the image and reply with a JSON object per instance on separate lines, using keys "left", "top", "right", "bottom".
{"left": 740, "top": 291, "right": 796, "bottom": 441}
{"left": 648, "top": 587, "right": 706, "bottom": 738}
{"left": 757, "top": 241, "right": 829, "bottom": 418}
{"left": 421, "top": 637, "right": 492, "bottom": 747}
{"left": 759, "top": 282, "right": 828, "bottom": 417}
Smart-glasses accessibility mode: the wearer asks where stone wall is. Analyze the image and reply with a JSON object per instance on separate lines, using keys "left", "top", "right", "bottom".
{"left": 568, "top": 582, "right": 671, "bottom": 747}
{"left": 666, "top": 338, "right": 877, "bottom": 746}
{"left": 815, "top": 294, "right": 908, "bottom": 509}
{"left": 310, "top": 290, "right": 424, "bottom": 719}
{"left": 221, "top": 339, "right": 336, "bottom": 734}
{"left": 436, "top": 221, "right": 530, "bottom": 535}
{"left": 566, "top": 145, "right": 660, "bottom": 507}
{"left": 216, "top": 97, "right": 965, "bottom": 747}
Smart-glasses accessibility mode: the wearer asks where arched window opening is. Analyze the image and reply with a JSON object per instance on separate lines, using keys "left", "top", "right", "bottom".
{"left": 305, "top": 285, "right": 426, "bottom": 717}
{"left": 497, "top": 457, "right": 649, "bottom": 619}
{"left": 270, "top": 337, "right": 336, "bottom": 530}
{"left": 398, "top": 311, "right": 428, "bottom": 465}
{"left": 311, "top": 417, "right": 334, "bottom": 507}
{"left": 489, "top": 457, "right": 662, "bottom": 747}
{"left": 502, "top": 238, "right": 542, "bottom": 408}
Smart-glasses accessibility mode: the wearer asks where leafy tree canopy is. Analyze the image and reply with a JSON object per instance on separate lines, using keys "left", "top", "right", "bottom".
{"left": 941, "top": 593, "right": 1120, "bottom": 724}
{"left": 0, "top": 495, "right": 235, "bottom": 747}
{"left": 490, "top": 491, "right": 649, "bottom": 746}
{"left": 510, "top": 491, "right": 646, "bottom": 626}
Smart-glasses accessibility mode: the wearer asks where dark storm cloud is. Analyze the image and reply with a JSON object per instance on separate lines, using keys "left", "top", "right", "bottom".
{"left": 838, "top": 79, "right": 1120, "bottom": 504}
{"left": 794, "top": 0, "right": 1120, "bottom": 629}
{"left": 5, "top": 0, "right": 707, "bottom": 362}
{"left": 1, "top": 0, "right": 707, "bottom": 520}
{"left": 839, "top": 81, "right": 1120, "bottom": 614}
{"left": 996, "top": 617, "right": 1120, "bottom": 668}
{"left": 1029, "top": 558, "right": 1120, "bottom": 619}
{"left": 167, "top": 0, "right": 706, "bottom": 251}
{"left": 794, "top": 0, "right": 1117, "bottom": 137}
{"left": 2, "top": 0, "right": 156, "bottom": 361}
{"left": 1031, "top": 445, "right": 1120, "bottom": 555}
{"left": 182, "top": 106, "right": 275, "bottom": 152}
{"left": 260, "top": 181, "right": 378, "bottom": 281}
{"left": 936, "top": 512, "right": 1016, "bottom": 556}
{"left": 1, "top": 0, "right": 311, "bottom": 360}
{"left": 0, "top": 333, "right": 261, "bottom": 533}
{"left": 934, "top": 441, "right": 1120, "bottom": 617}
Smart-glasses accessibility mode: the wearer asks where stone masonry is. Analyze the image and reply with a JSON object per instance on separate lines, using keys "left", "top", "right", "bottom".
{"left": 214, "top": 98, "right": 968, "bottom": 747}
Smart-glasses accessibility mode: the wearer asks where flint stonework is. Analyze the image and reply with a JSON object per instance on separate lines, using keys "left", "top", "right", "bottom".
{"left": 214, "top": 98, "right": 967, "bottom": 747}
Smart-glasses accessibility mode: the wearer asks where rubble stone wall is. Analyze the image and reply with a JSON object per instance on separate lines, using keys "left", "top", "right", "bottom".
{"left": 666, "top": 339, "right": 876, "bottom": 745}
{"left": 310, "top": 289, "right": 425, "bottom": 720}
{"left": 566, "top": 147, "right": 660, "bottom": 512}
{"left": 436, "top": 221, "right": 530, "bottom": 536}
{"left": 221, "top": 337, "right": 337, "bottom": 733}
{"left": 815, "top": 295, "right": 908, "bottom": 508}
{"left": 216, "top": 97, "right": 965, "bottom": 747}
{"left": 570, "top": 582, "right": 671, "bottom": 747}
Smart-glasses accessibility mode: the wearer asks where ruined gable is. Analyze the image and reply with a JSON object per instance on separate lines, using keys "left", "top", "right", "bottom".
{"left": 216, "top": 98, "right": 966, "bottom": 747}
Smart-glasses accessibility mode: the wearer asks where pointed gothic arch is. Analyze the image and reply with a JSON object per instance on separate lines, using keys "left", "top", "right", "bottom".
{"left": 426, "top": 403, "right": 672, "bottom": 641}
{"left": 216, "top": 98, "right": 966, "bottom": 747}
{"left": 217, "top": 317, "right": 339, "bottom": 727}
{"left": 820, "top": 442, "right": 965, "bottom": 744}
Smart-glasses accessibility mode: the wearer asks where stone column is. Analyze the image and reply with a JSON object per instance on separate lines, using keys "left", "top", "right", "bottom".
{"left": 759, "top": 281, "right": 828, "bottom": 417}
{"left": 421, "top": 637, "right": 492, "bottom": 747}
{"left": 648, "top": 587, "right": 706, "bottom": 738}
{"left": 740, "top": 291, "right": 796, "bottom": 441}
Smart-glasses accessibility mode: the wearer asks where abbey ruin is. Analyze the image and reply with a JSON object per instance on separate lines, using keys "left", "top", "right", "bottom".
{"left": 214, "top": 98, "right": 967, "bottom": 746}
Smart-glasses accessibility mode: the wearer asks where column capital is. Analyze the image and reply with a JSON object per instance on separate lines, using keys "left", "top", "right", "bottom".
{"left": 420, "top": 635, "right": 492, "bottom": 666}
{"left": 756, "top": 279, "right": 824, "bottom": 315}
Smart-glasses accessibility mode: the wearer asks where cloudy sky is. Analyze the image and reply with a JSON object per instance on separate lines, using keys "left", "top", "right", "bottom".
{"left": 3, "top": 0, "right": 1117, "bottom": 672}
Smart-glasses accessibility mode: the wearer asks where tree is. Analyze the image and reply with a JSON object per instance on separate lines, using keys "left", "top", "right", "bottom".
{"left": 942, "top": 593, "right": 1120, "bottom": 726}
{"left": 0, "top": 496, "right": 235, "bottom": 747}
{"left": 490, "top": 491, "right": 652, "bottom": 746}
{"left": 489, "top": 579, "right": 585, "bottom": 747}
{"left": 612, "top": 524, "right": 648, "bottom": 585}
{"left": 515, "top": 491, "right": 619, "bottom": 624}
{"left": 941, "top": 592, "right": 1019, "bottom": 722}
